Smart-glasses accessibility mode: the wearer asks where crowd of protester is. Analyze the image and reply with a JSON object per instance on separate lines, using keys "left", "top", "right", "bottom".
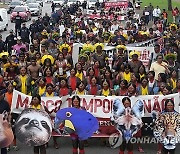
{"left": 0, "top": 0, "right": 179, "bottom": 154}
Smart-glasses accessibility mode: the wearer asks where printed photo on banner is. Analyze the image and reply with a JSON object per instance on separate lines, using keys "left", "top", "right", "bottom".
{"left": 126, "top": 46, "right": 155, "bottom": 68}
{"left": 11, "top": 90, "right": 180, "bottom": 137}
{"left": 11, "top": 90, "right": 179, "bottom": 118}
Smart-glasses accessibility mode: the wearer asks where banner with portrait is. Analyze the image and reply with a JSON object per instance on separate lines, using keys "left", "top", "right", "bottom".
{"left": 126, "top": 46, "right": 155, "bottom": 67}
{"left": 11, "top": 90, "right": 180, "bottom": 137}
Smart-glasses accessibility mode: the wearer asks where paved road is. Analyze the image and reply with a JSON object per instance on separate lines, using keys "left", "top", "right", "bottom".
{"left": 6, "top": 137, "right": 180, "bottom": 154}
{"left": 0, "top": 2, "right": 52, "bottom": 40}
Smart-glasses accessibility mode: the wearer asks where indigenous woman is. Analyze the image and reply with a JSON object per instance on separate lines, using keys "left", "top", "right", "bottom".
{"left": 85, "top": 67, "right": 96, "bottom": 85}
{"left": 86, "top": 77, "right": 101, "bottom": 95}
{"left": 3, "top": 63, "right": 18, "bottom": 81}
{"left": 147, "top": 71, "right": 159, "bottom": 95}
{"left": 59, "top": 78, "right": 71, "bottom": 96}
{"left": 42, "top": 83, "right": 59, "bottom": 149}
{"left": 29, "top": 95, "right": 46, "bottom": 154}
{"left": 71, "top": 95, "right": 86, "bottom": 154}
{"left": 137, "top": 77, "right": 152, "bottom": 95}
{"left": 115, "top": 80, "right": 128, "bottom": 96}
{"left": 130, "top": 73, "right": 140, "bottom": 88}
{"left": 92, "top": 43, "right": 108, "bottom": 69}
{"left": 5, "top": 82, "right": 18, "bottom": 151}
{"left": 73, "top": 81, "right": 88, "bottom": 95}
{"left": 126, "top": 83, "right": 144, "bottom": 152}
{"left": 126, "top": 83, "right": 137, "bottom": 97}
{"left": 104, "top": 69, "right": 114, "bottom": 89}
{"left": 93, "top": 61, "right": 101, "bottom": 78}
{"left": 120, "top": 64, "right": 132, "bottom": 83}
{"left": 44, "top": 67, "right": 54, "bottom": 85}
{"left": 172, "top": 79, "right": 180, "bottom": 93}
{"left": 13, "top": 66, "right": 32, "bottom": 95}
{"left": 168, "top": 69, "right": 178, "bottom": 91}
{"left": 119, "top": 97, "right": 133, "bottom": 154}
{"left": 33, "top": 77, "right": 47, "bottom": 96}
{"left": 41, "top": 55, "right": 55, "bottom": 76}
{"left": 75, "top": 62, "right": 86, "bottom": 82}
{"left": 97, "top": 80, "right": 115, "bottom": 96}
{"left": 54, "top": 52, "right": 69, "bottom": 78}
{"left": 67, "top": 68, "right": 81, "bottom": 92}
{"left": 138, "top": 65, "right": 146, "bottom": 80}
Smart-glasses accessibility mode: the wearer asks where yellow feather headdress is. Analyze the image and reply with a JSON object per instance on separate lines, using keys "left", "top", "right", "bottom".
{"left": 41, "top": 55, "right": 55, "bottom": 65}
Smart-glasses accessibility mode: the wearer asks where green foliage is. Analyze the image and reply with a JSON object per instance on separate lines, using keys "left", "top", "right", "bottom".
{"left": 140, "top": 0, "right": 180, "bottom": 22}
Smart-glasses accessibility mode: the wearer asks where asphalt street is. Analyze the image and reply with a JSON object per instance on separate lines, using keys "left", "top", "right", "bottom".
{"left": 0, "top": 2, "right": 52, "bottom": 41}
{"left": 6, "top": 137, "right": 180, "bottom": 154}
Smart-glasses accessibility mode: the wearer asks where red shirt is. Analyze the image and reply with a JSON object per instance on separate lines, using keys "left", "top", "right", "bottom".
{"left": 172, "top": 9, "right": 179, "bottom": 16}
{"left": 70, "top": 77, "right": 77, "bottom": 91}
{"left": 94, "top": 67, "right": 100, "bottom": 77}
{"left": 90, "top": 85, "right": 98, "bottom": 95}
{"left": 119, "top": 89, "right": 128, "bottom": 96}
{"left": 59, "top": 87, "right": 69, "bottom": 96}
{"left": 46, "top": 77, "right": 53, "bottom": 84}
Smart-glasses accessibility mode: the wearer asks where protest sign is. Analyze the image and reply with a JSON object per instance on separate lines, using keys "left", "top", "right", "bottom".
{"left": 12, "top": 90, "right": 179, "bottom": 137}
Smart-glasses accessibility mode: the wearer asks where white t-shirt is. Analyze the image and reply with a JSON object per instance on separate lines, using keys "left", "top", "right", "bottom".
{"left": 111, "top": 24, "right": 119, "bottom": 32}
{"left": 153, "top": 8, "right": 161, "bottom": 17}
{"left": 150, "top": 61, "right": 168, "bottom": 80}
{"left": 59, "top": 25, "right": 65, "bottom": 36}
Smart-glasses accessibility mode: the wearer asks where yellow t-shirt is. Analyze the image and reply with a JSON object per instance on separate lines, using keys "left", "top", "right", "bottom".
{"left": 46, "top": 92, "right": 54, "bottom": 97}
{"left": 39, "top": 87, "right": 46, "bottom": 96}
{"left": 102, "top": 89, "right": 110, "bottom": 97}
{"left": 31, "top": 104, "right": 41, "bottom": 110}
{"left": 171, "top": 78, "right": 177, "bottom": 90}
{"left": 92, "top": 27, "right": 97, "bottom": 32}
{"left": 141, "top": 86, "right": 148, "bottom": 95}
{"left": 77, "top": 90, "right": 85, "bottom": 95}
{"left": 123, "top": 72, "right": 131, "bottom": 83}
{"left": 76, "top": 72, "right": 83, "bottom": 81}
{"left": 139, "top": 74, "right": 145, "bottom": 80}
{"left": 158, "top": 91, "right": 163, "bottom": 95}
{"left": 20, "top": 75, "right": 27, "bottom": 94}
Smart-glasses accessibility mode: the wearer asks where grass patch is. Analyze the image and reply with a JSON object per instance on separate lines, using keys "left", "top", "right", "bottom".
{"left": 140, "top": 0, "right": 180, "bottom": 23}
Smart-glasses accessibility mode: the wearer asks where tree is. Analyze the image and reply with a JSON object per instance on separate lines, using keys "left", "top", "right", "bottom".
{"left": 168, "top": 0, "right": 172, "bottom": 11}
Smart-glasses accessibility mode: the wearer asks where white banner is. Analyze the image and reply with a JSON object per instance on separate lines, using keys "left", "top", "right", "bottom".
{"left": 127, "top": 37, "right": 160, "bottom": 47}
{"left": 126, "top": 46, "right": 154, "bottom": 67}
{"left": 11, "top": 90, "right": 70, "bottom": 117}
{"left": 11, "top": 90, "right": 179, "bottom": 118}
